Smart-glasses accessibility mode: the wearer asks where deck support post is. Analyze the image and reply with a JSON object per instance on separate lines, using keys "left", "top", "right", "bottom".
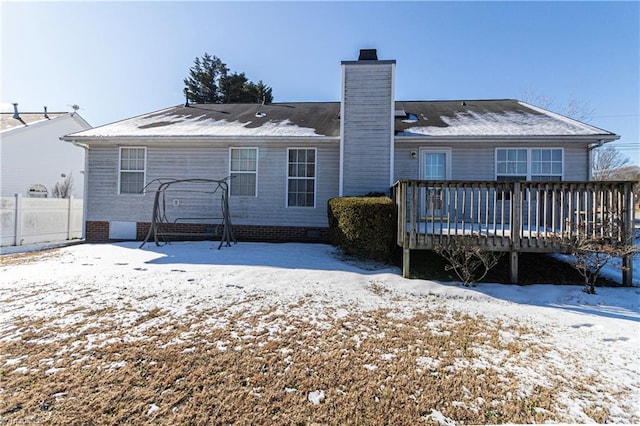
{"left": 402, "top": 247, "right": 410, "bottom": 278}
{"left": 510, "top": 251, "right": 519, "bottom": 284}
{"left": 509, "top": 181, "right": 522, "bottom": 284}
{"left": 622, "top": 255, "right": 633, "bottom": 286}
{"left": 622, "top": 182, "right": 635, "bottom": 286}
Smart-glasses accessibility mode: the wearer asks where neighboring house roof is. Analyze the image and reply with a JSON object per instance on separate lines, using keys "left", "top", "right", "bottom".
{"left": 1, "top": 111, "right": 69, "bottom": 133}
{"left": 64, "top": 99, "right": 617, "bottom": 140}
{"left": 0, "top": 112, "right": 91, "bottom": 134}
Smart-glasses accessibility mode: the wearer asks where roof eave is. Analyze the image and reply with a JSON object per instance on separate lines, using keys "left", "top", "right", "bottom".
{"left": 61, "top": 135, "right": 341, "bottom": 143}
{"left": 395, "top": 134, "right": 620, "bottom": 143}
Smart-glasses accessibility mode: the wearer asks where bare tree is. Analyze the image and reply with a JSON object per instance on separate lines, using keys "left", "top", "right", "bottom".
{"left": 608, "top": 165, "right": 640, "bottom": 182}
{"left": 520, "top": 91, "right": 594, "bottom": 121}
{"left": 52, "top": 173, "right": 74, "bottom": 198}
{"left": 563, "top": 96, "right": 595, "bottom": 121}
{"left": 593, "top": 146, "right": 631, "bottom": 181}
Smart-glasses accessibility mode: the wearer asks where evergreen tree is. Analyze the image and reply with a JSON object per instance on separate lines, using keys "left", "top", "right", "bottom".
{"left": 184, "top": 53, "right": 273, "bottom": 104}
{"left": 220, "top": 72, "right": 249, "bottom": 103}
{"left": 254, "top": 80, "right": 273, "bottom": 104}
{"left": 183, "top": 53, "right": 228, "bottom": 104}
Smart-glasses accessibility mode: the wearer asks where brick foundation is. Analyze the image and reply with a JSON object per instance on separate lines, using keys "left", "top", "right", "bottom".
{"left": 85, "top": 221, "right": 110, "bottom": 242}
{"left": 233, "top": 224, "right": 328, "bottom": 243}
{"left": 86, "top": 221, "right": 329, "bottom": 244}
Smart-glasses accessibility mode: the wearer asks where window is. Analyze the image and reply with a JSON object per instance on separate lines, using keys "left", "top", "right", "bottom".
{"left": 287, "top": 148, "right": 316, "bottom": 207}
{"left": 496, "top": 148, "right": 563, "bottom": 181}
{"left": 119, "top": 147, "right": 146, "bottom": 194}
{"left": 28, "top": 184, "right": 48, "bottom": 198}
{"left": 230, "top": 148, "right": 258, "bottom": 196}
{"left": 531, "top": 149, "right": 563, "bottom": 181}
{"left": 496, "top": 148, "right": 527, "bottom": 181}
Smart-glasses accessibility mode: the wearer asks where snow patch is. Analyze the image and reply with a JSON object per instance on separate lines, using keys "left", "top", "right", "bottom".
{"left": 74, "top": 111, "right": 322, "bottom": 138}
{"left": 399, "top": 109, "right": 607, "bottom": 136}
{"left": 308, "top": 390, "right": 325, "bottom": 405}
{"left": 147, "top": 404, "right": 160, "bottom": 416}
{"left": 423, "top": 408, "right": 457, "bottom": 426}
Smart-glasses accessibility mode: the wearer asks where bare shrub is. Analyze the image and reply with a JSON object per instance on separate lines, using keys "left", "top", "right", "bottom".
{"left": 434, "top": 236, "right": 503, "bottom": 286}
{"left": 560, "top": 234, "right": 637, "bottom": 294}
{"left": 51, "top": 173, "right": 74, "bottom": 198}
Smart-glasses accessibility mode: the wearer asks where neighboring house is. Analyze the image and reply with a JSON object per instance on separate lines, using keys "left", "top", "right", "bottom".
{"left": 1, "top": 104, "right": 91, "bottom": 198}
{"left": 62, "top": 49, "right": 622, "bottom": 246}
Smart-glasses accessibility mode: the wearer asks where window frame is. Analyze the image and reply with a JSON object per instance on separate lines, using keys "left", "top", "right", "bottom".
{"left": 286, "top": 147, "right": 317, "bottom": 208}
{"left": 418, "top": 148, "right": 452, "bottom": 180}
{"left": 118, "top": 147, "right": 147, "bottom": 195}
{"left": 495, "top": 147, "right": 564, "bottom": 181}
{"left": 229, "top": 147, "right": 259, "bottom": 197}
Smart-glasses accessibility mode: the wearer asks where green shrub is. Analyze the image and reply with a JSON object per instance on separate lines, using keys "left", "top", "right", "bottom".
{"left": 327, "top": 196, "right": 396, "bottom": 261}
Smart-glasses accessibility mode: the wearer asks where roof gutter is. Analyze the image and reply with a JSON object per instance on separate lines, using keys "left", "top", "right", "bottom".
{"left": 60, "top": 136, "right": 90, "bottom": 150}
{"left": 395, "top": 134, "right": 620, "bottom": 143}
{"left": 60, "top": 135, "right": 341, "bottom": 144}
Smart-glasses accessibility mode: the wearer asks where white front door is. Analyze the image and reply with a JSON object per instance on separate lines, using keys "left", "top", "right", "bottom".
{"left": 420, "top": 149, "right": 451, "bottom": 218}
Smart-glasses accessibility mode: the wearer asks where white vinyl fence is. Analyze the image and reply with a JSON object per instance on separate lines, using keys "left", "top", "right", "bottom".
{"left": 0, "top": 195, "right": 83, "bottom": 247}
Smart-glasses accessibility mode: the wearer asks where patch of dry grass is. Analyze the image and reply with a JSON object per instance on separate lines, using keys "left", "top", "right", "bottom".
{"left": 0, "top": 301, "right": 625, "bottom": 425}
{"left": 0, "top": 248, "right": 63, "bottom": 266}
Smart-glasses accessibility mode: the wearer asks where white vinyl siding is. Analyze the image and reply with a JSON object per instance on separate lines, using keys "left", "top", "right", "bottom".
{"left": 341, "top": 62, "right": 394, "bottom": 196}
{"left": 86, "top": 144, "right": 338, "bottom": 227}
{"left": 119, "top": 147, "right": 146, "bottom": 194}
{"left": 496, "top": 148, "right": 563, "bottom": 181}
{"left": 287, "top": 148, "right": 316, "bottom": 208}
{"left": 230, "top": 147, "right": 258, "bottom": 196}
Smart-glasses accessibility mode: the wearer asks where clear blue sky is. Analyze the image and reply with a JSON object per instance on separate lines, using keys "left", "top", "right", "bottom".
{"left": 2, "top": 1, "right": 638, "bottom": 164}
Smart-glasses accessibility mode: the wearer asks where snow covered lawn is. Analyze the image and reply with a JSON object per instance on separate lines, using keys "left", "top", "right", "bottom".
{"left": 1, "top": 242, "right": 638, "bottom": 424}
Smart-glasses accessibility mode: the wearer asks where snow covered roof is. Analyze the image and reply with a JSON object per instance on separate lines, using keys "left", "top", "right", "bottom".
{"left": 1, "top": 111, "right": 70, "bottom": 133}
{"left": 394, "top": 100, "right": 616, "bottom": 137}
{"left": 67, "top": 103, "right": 342, "bottom": 139}
{"left": 64, "top": 99, "right": 617, "bottom": 140}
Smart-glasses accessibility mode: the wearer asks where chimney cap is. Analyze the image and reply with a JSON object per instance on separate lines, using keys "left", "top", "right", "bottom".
{"left": 358, "top": 49, "right": 378, "bottom": 61}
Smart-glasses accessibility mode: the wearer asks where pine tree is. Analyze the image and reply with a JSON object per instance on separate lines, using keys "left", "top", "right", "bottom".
{"left": 184, "top": 53, "right": 273, "bottom": 104}
{"left": 183, "top": 53, "right": 228, "bottom": 104}
{"left": 220, "top": 72, "right": 249, "bottom": 103}
{"left": 255, "top": 80, "right": 273, "bottom": 104}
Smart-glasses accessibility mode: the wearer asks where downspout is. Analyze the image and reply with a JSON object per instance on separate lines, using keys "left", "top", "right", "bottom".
{"left": 587, "top": 139, "right": 605, "bottom": 181}
{"left": 64, "top": 138, "right": 90, "bottom": 239}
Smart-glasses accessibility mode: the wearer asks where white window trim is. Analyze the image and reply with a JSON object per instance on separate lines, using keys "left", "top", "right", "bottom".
{"left": 418, "top": 148, "right": 452, "bottom": 180}
{"left": 229, "top": 147, "right": 259, "bottom": 197}
{"left": 286, "top": 147, "right": 317, "bottom": 209}
{"left": 118, "top": 146, "right": 147, "bottom": 195}
{"left": 495, "top": 147, "right": 564, "bottom": 181}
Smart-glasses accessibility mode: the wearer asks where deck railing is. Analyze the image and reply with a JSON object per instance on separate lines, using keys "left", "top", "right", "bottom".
{"left": 392, "top": 180, "right": 636, "bottom": 252}
{"left": 392, "top": 179, "right": 636, "bottom": 283}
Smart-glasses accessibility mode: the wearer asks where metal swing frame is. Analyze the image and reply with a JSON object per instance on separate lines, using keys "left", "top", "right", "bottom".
{"left": 139, "top": 178, "right": 236, "bottom": 249}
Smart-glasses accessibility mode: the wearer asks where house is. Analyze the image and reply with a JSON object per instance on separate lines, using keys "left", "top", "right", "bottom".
{"left": 1, "top": 103, "right": 91, "bottom": 198}
{"left": 62, "top": 49, "right": 634, "bottom": 283}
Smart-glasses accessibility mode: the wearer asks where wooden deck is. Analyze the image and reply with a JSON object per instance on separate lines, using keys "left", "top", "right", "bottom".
{"left": 392, "top": 180, "right": 636, "bottom": 283}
